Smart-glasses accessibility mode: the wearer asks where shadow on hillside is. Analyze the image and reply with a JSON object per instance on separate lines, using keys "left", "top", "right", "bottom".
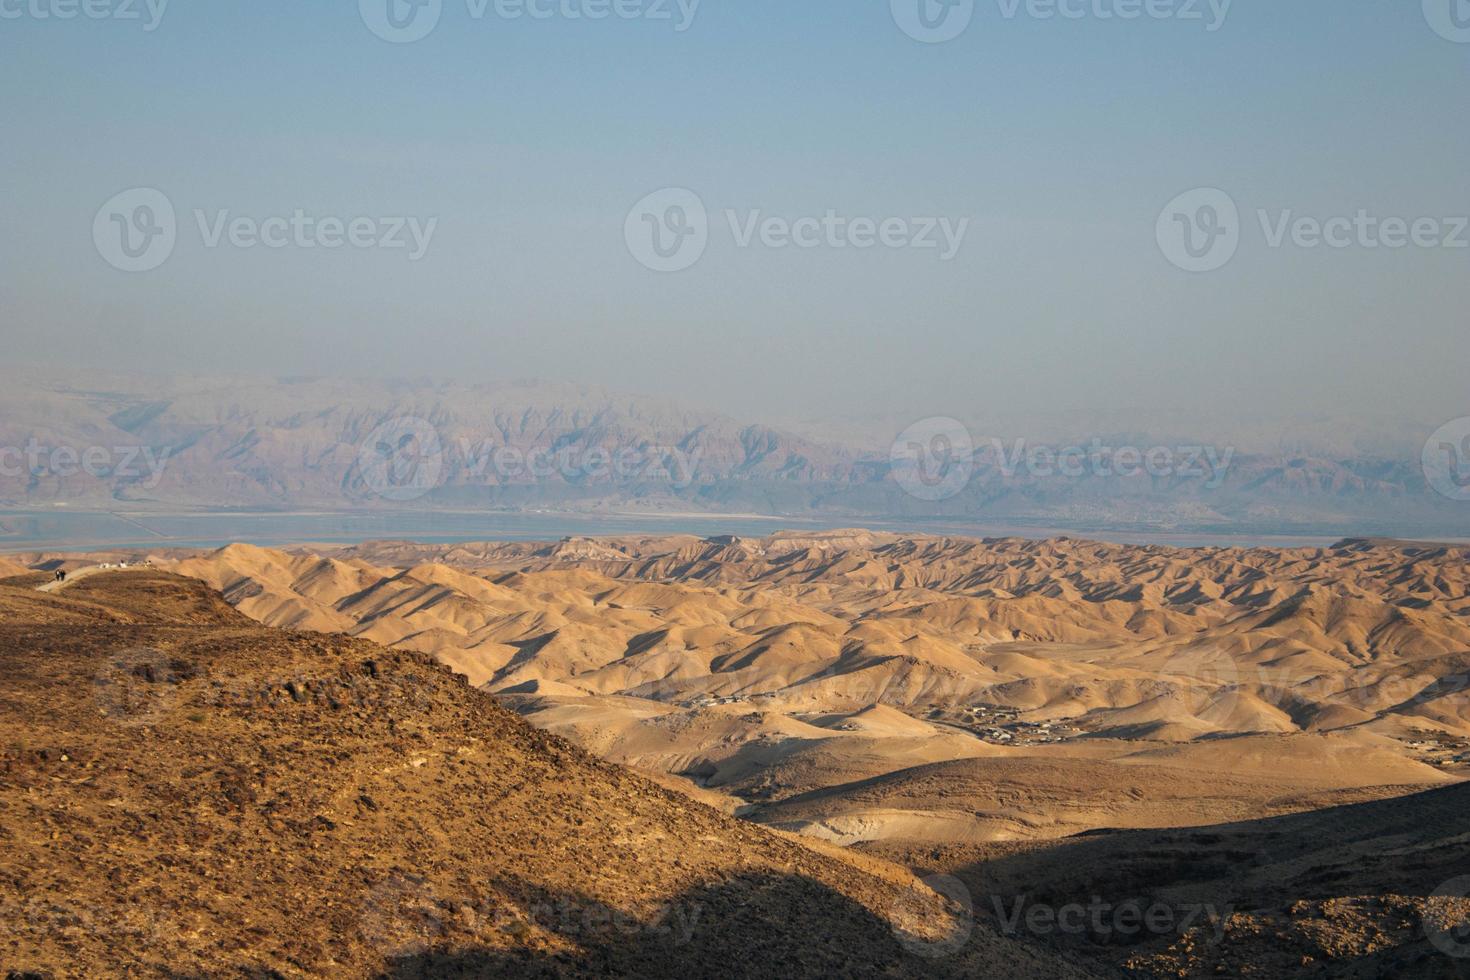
{"left": 374, "top": 870, "right": 971, "bottom": 980}
{"left": 965, "top": 781, "right": 1470, "bottom": 911}
{"left": 944, "top": 782, "right": 1470, "bottom": 975}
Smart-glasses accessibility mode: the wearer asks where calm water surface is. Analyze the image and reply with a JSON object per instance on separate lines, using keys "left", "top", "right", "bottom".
{"left": 0, "top": 509, "right": 1353, "bottom": 553}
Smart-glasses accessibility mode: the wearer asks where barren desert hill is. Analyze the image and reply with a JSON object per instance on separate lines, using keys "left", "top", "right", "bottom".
{"left": 9, "top": 532, "right": 1469, "bottom": 854}
{"left": 747, "top": 734, "right": 1453, "bottom": 845}
{"left": 0, "top": 571, "right": 1099, "bottom": 979}
{"left": 312, "top": 531, "right": 1470, "bottom": 616}
{"left": 119, "top": 533, "right": 1470, "bottom": 846}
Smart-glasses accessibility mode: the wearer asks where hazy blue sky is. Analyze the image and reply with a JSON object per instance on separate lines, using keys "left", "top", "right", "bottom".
{"left": 2, "top": 1, "right": 1466, "bottom": 429}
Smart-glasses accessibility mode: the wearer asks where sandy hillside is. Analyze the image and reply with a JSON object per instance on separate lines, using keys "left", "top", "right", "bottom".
{"left": 118, "top": 532, "right": 1469, "bottom": 847}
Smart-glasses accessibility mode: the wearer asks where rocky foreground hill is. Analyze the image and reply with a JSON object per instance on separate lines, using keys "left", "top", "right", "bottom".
{"left": 0, "top": 570, "right": 1096, "bottom": 978}
{"left": 3, "top": 569, "right": 1469, "bottom": 977}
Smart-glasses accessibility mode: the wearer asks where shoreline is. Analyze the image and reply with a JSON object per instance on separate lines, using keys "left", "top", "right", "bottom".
{"left": 3, "top": 508, "right": 1467, "bottom": 556}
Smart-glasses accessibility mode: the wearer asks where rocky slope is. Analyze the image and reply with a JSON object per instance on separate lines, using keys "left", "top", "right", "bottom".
{"left": 0, "top": 570, "right": 1097, "bottom": 978}
{"left": 865, "top": 783, "right": 1470, "bottom": 978}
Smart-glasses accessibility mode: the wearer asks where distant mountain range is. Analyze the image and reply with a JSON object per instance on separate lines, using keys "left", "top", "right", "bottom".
{"left": 0, "top": 370, "right": 1464, "bottom": 537}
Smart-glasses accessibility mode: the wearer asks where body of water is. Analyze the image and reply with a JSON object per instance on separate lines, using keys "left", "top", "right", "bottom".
{"left": 0, "top": 508, "right": 1367, "bottom": 554}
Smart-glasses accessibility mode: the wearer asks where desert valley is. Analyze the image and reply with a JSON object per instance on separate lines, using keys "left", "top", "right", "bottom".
{"left": 4, "top": 531, "right": 1469, "bottom": 976}
{"left": 9, "top": 1, "right": 1468, "bottom": 975}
